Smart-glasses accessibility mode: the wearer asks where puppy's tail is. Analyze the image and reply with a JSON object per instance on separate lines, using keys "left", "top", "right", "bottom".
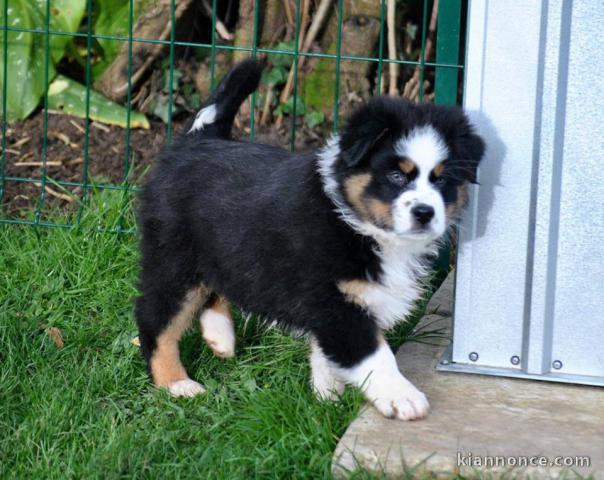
{"left": 186, "top": 58, "right": 263, "bottom": 138}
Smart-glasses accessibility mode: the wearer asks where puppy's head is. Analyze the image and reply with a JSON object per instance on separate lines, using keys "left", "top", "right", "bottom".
{"left": 320, "top": 98, "right": 485, "bottom": 244}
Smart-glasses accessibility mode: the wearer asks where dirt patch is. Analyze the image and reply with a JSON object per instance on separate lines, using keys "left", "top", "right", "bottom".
{"left": 2, "top": 110, "right": 324, "bottom": 215}
{"left": 2, "top": 112, "right": 167, "bottom": 214}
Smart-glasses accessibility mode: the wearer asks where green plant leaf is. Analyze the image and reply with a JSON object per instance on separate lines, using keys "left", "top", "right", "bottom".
{"left": 147, "top": 94, "right": 172, "bottom": 124}
{"left": 304, "top": 110, "right": 325, "bottom": 128}
{"left": 47, "top": 75, "right": 150, "bottom": 129}
{"left": 0, "top": 0, "right": 86, "bottom": 121}
{"left": 182, "top": 83, "right": 201, "bottom": 110}
{"left": 275, "top": 96, "right": 305, "bottom": 117}
{"left": 268, "top": 41, "right": 294, "bottom": 68}
{"left": 50, "top": 0, "right": 87, "bottom": 63}
{"left": 262, "top": 66, "right": 287, "bottom": 86}
{"left": 93, "top": 0, "right": 130, "bottom": 77}
{"left": 93, "top": 0, "right": 154, "bottom": 78}
{"left": 163, "top": 68, "right": 182, "bottom": 93}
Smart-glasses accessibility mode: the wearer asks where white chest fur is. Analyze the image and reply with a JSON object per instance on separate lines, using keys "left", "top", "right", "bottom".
{"left": 339, "top": 241, "right": 433, "bottom": 330}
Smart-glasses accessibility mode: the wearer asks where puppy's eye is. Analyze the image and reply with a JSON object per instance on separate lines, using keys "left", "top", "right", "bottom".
{"left": 432, "top": 177, "right": 446, "bottom": 188}
{"left": 387, "top": 171, "right": 408, "bottom": 186}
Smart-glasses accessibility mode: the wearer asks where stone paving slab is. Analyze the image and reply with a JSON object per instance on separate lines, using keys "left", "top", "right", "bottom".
{"left": 332, "top": 275, "right": 604, "bottom": 479}
{"left": 424, "top": 271, "right": 455, "bottom": 318}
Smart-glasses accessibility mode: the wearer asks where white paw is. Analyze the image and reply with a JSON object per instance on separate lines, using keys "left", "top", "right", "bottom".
{"left": 204, "top": 338, "right": 235, "bottom": 359}
{"left": 200, "top": 309, "right": 235, "bottom": 359}
{"left": 333, "top": 342, "right": 430, "bottom": 421}
{"left": 309, "top": 337, "right": 345, "bottom": 401}
{"left": 372, "top": 386, "right": 430, "bottom": 421}
{"left": 167, "top": 379, "right": 206, "bottom": 398}
{"left": 312, "top": 376, "right": 345, "bottom": 401}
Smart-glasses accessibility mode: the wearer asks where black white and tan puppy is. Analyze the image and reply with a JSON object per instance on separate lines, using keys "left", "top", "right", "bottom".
{"left": 135, "top": 59, "right": 485, "bottom": 420}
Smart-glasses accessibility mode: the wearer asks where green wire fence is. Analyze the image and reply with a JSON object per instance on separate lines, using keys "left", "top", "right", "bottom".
{"left": 0, "top": 0, "right": 464, "bottom": 234}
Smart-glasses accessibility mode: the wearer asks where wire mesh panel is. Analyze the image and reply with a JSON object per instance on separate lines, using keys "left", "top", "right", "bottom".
{"left": 0, "top": 0, "right": 464, "bottom": 233}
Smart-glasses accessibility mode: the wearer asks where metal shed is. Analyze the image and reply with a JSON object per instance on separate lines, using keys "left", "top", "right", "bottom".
{"left": 438, "top": 0, "right": 604, "bottom": 386}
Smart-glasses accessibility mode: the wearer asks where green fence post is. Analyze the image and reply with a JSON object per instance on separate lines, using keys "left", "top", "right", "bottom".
{"left": 376, "top": 0, "right": 386, "bottom": 95}
{"left": 0, "top": 0, "right": 7, "bottom": 207}
{"left": 434, "top": 0, "right": 463, "bottom": 279}
{"left": 209, "top": 0, "right": 217, "bottom": 93}
{"left": 289, "top": 0, "right": 302, "bottom": 152}
{"left": 435, "top": 0, "right": 462, "bottom": 105}
{"left": 248, "top": 0, "right": 260, "bottom": 141}
{"left": 76, "top": 0, "right": 95, "bottom": 226}
{"left": 167, "top": 0, "right": 176, "bottom": 144}
{"left": 115, "top": 0, "right": 136, "bottom": 234}
{"left": 331, "top": 0, "right": 344, "bottom": 133}
{"left": 34, "top": 0, "right": 54, "bottom": 227}
{"left": 418, "top": 0, "right": 429, "bottom": 102}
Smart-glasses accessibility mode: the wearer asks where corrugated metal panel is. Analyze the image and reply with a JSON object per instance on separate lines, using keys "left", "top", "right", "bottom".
{"left": 440, "top": 0, "right": 604, "bottom": 386}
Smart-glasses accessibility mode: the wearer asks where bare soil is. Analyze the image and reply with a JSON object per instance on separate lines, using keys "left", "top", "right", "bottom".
{"left": 2, "top": 110, "right": 324, "bottom": 214}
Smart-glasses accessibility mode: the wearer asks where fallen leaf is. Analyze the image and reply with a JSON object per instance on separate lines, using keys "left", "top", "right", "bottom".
{"left": 47, "top": 75, "right": 150, "bottom": 129}
{"left": 47, "top": 327, "right": 64, "bottom": 348}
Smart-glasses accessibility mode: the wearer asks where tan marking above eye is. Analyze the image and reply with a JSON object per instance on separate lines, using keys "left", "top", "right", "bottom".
{"left": 432, "top": 162, "right": 445, "bottom": 178}
{"left": 399, "top": 158, "right": 417, "bottom": 175}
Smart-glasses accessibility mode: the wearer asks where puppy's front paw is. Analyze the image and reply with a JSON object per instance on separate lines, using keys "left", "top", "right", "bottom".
{"left": 309, "top": 337, "right": 345, "bottom": 401}
{"left": 372, "top": 386, "right": 429, "bottom": 421}
{"left": 167, "top": 379, "right": 206, "bottom": 398}
{"left": 312, "top": 375, "right": 345, "bottom": 402}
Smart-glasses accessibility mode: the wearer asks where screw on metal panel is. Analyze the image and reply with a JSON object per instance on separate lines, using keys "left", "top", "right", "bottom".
{"left": 552, "top": 360, "right": 563, "bottom": 370}
{"left": 440, "top": 359, "right": 450, "bottom": 365}
{"left": 468, "top": 352, "right": 479, "bottom": 362}
{"left": 510, "top": 355, "right": 520, "bottom": 365}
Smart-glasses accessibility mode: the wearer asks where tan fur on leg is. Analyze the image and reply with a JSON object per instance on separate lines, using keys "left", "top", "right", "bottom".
{"left": 150, "top": 287, "right": 209, "bottom": 396}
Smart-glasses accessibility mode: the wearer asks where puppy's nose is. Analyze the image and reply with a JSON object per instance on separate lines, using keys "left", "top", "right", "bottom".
{"left": 412, "top": 204, "right": 435, "bottom": 225}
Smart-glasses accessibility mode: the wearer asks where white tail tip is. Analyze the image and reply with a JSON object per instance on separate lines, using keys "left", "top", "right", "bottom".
{"left": 188, "top": 104, "right": 217, "bottom": 134}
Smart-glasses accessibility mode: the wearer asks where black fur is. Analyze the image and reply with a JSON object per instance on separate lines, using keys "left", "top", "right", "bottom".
{"left": 135, "top": 60, "right": 484, "bottom": 376}
{"left": 185, "top": 58, "right": 264, "bottom": 138}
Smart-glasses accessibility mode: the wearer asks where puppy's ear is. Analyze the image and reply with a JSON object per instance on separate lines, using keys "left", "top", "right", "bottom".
{"left": 339, "top": 98, "right": 405, "bottom": 168}
{"left": 455, "top": 132, "right": 485, "bottom": 184}
{"left": 341, "top": 138, "right": 374, "bottom": 168}
{"left": 341, "top": 127, "right": 389, "bottom": 168}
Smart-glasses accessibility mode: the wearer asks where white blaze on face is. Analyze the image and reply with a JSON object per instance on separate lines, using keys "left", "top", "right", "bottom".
{"left": 392, "top": 126, "right": 448, "bottom": 238}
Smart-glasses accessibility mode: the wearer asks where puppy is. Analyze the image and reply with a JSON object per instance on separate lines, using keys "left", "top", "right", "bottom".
{"left": 135, "top": 59, "right": 485, "bottom": 420}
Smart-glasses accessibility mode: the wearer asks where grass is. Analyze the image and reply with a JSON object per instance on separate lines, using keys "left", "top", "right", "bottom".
{"left": 0, "top": 193, "right": 434, "bottom": 479}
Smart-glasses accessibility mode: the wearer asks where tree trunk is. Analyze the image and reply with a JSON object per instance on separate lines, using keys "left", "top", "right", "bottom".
{"left": 233, "top": 0, "right": 255, "bottom": 63}
{"left": 303, "top": 1, "right": 381, "bottom": 120}
{"left": 260, "top": 0, "right": 286, "bottom": 46}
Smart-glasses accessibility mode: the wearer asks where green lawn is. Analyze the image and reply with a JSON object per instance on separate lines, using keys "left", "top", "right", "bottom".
{"left": 0, "top": 197, "right": 431, "bottom": 479}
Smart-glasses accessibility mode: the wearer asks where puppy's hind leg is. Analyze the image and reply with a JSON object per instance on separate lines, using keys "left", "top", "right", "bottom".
{"left": 136, "top": 285, "right": 211, "bottom": 397}
{"left": 200, "top": 295, "right": 236, "bottom": 359}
